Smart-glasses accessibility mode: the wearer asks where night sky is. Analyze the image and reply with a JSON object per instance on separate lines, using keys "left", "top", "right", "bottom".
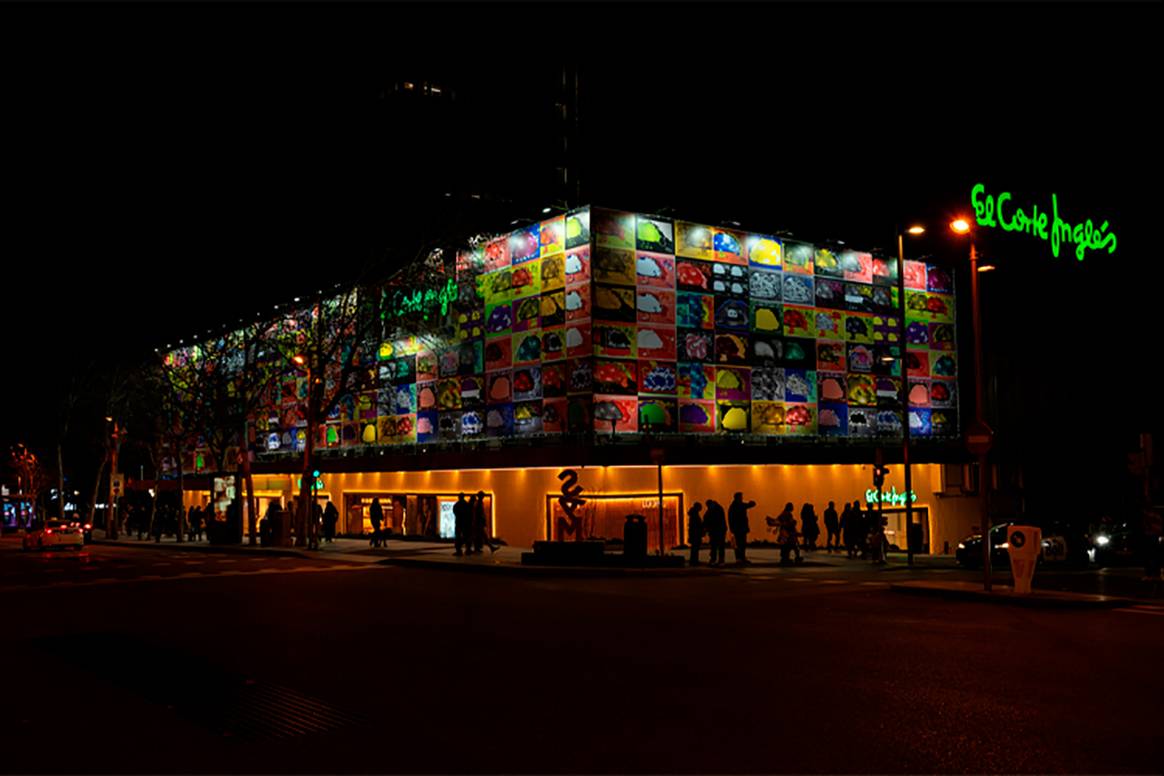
{"left": 3, "top": 3, "right": 1160, "bottom": 496}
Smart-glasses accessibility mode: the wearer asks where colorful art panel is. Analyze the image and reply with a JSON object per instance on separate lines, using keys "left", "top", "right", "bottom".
{"left": 539, "top": 216, "right": 565, "bottom": 257}
{"left": 847, "top": 373, "right": 877, "bottom": 407}
{"left": 716, "top": 297, "right": 750, "bottom": 331}
{"left": 635, "top": 252, "right": 676, "bottom": 289}
{"left": 873, "top": 313, "right": 902, "bottom": 345}
{"left": 514, "top": 401, "right": 543, "bottom": 436}
{"left": 750, "top": 269, "right": 782, "bottom": 301}
{"left": 873, "top": 256, "right": 898, "bottom": 286}
{"left": 875, "top": 409, "right": 903, "bottom": 438}
{"left": 567, "top": 359, "right": 593, "bottom": 395}
{"left": 485, "top": 301, "right": 513, "bottom": 337}
{"left": 715, "top": 366, "right": 751, "bottom": 402}
{"left": 564, "top": 246, "right": 591, "bottom": 287}
{"left": 565, "top": 209, "right": 590, "bottom": 250}
{"left": 718, "top": 402, "right": 751, "bottom": 433}
{"left": 564, "top": 285, "right": 591, "bottom": 321}
{"left": 750, "top": 365, "right": 784, "bottom": 402}
{"left": 903, "top": 260, "right": 927, "bottom": 291}
{"left": 540, "top": 252, "right": 566, "bottom": 292}
{"left": 485, "top": 404, "right": 514, "bottom": 437}
{"left": 635, "top": 216, "right": 675, "bottom": 254}
{"left": 593, "top": 246, "right": 636, "bottom": 287}
{"left": 710, "top": 262, "right": 749, "bottom": 296}
{"left": 678, "top": 362, "right": 716, "bottom": 401}
{"left": 512, "top": 331, "right": 542, "bottom": 365}
{"left": 460, "top": 409, "right": 486, "bottom": 439}
{"left": 747, "top": 235, "right": 782, "bottom": 269}
{"left": 929, "top": 322, "right": 956, "bottom": 351}
{"left": 905, "top": 319, "right": 930, "bottom": 347}
{"left": 540, "top": 292, "right": 566, "bottom": 328}
{"left": 930, "top": 378, "right": 956, "bottom": 408}
{"left": 930, "top": 408, "right": 955, "bottom": 436}
{"left": 844, "top": 282, "right": 874, "bottom": 313}
{"left": 783, "top": 305, "right": 816, "bottom": 338}
{"left": 906, "top": 350, "right": 930, "bottom": 378}
{"left": 715, "top": 331, "right": 749, "bottom": 365}
{"left": 676, "top": 221, "right": 714, "bottom": 260}
{"left": 593, "top": 359, "right": 637, "bottom": 395}
{"left": 818, "top": 372, "right": 847, "bottom": 405}
{"left": 512, "top": 296, "right": 542, "bottom": 332}
{"left": 813, "top": 247, "right": 843, "bottom": 278}
{"left": 485, "top": 371, "right": 512, "bottom": 405}
{"left": 593, "top": 284, "right": 637, "bottom": 323}
{"left": 908, "top": 379, "right": 931, "bottom": 408}
{"left": 815, "top": 278, "right": 845, "bottom": 310}
{"left": 593, "top": 394, "right": 637, "bottom": 433}
{"left": 638, "top": 360, "right": 679, "bottom": 396}
{"left": 817, "top": 341, "right": 846, "bottom": 373}
{"left": 460, "top": 376, "right": 484, "bottom": 408}
{"left": 542, "top": 398, "right": 567, "bottom": 434}
{"left": 541, "top": 362, "right": 567, "bottom": 398}
{"left": 677, "top": 292, "right": 714, "bottom": 329}
{"left": 417, "top": 411, "right": 439, "bottom": 443}
{"left": 483, "top": 237, "right": 509, "bottom": 272}
{"left": 841, "top": 250, "right": 873, "bottom": 283}
{"left": 818, "top": 403, "right": 848, "bottom": 437}
{"left": 676, "top": 259, "right": 713, "bottom": 292}
{"left": 784, "top": 369, "right": 816, "bottom": 403}
{"left": 593, "top": 209, "right": 636, "bottom": 250}
{"left": 876, "top": 376, "right": 903, "bottom": 408}
{"left": 847, "top": 343, "right": 875, "bottom": 373}
{"left": 752, "top": 401, "right": 785, "bottom": 435}
{"left": 847, "top": 407, "right": 875, "bottom": 438}
{"left": 813, "top": 309, "right": 844, "bottom": 340}
{"left": 541, "top": 327, "right": 566, "bottom": 362}
{"left": 784, "top": 403, "right": 816, "bottom": 435}
{"left": 565, "top": 322, "right": 592, "bottom": 358}
{"left": 637, "top": 326, "right": 676, "bottom": 360}
{"left": 783, "top": 242, "right": 815, "bottom": 276}
{"left": 679, "top": 400, "right": 716, "bottom": 433}
{"left": 638, "top": 398, "right": 677, "bottom": 432}
{"left": 752, "top": 301, "right": 783, "bottom": 335}
{"left": 594, "top": 323, "right": 637, "bottom": 359}
{"left": 714, "top": 228, "right": 746, "bottom": 265}
{"left": 843, "top": 312, "right": 874, "bottom": 344}
{"left": 783, "top": 274, "right": 814, "bottom": 305}
{"left": 907, "top": 408, "right": 932, "bottom": 437}
{"left": 930, "top": 352, "right": 958, "bottom": 378}
{"left": 635, "top": 288, "right": 675, "bottom": 325}
{"left": 513, "top": 366, "right": 542, "bottom": 402}
{"left": 509, "top": 226, "right": 540, "bottom": 264}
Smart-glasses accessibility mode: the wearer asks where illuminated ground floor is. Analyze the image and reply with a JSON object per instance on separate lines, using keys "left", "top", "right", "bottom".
{"left": 184, "top": 463, "right": 985, "bottom": 555}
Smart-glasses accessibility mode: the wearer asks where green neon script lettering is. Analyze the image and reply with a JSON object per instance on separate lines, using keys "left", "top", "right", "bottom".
{"left": 973, "top": 184, "right": 1115, "bottom": 262}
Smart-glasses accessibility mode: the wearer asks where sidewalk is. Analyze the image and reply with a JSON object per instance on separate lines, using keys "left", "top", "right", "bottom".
{"left": 91, "top": 534, "right": 951, "bottom": 576}
{"left": 889, "top": 580, "right": 1134, "bottom": 609}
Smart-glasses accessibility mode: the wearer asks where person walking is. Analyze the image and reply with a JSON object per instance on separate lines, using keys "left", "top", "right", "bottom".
{"left": 369, "top": 497, "right": 384, "bottom": 548}
{"left": 853, "top": 500, "right": 869, "bottom": 559}
{"left": 800, "top": 502, "right": 820, "bottom": 551}
{"left": 472, "top": 491, "right": 498, "bottom": 554}
{"left": 703, "top": 499, "right": 727, "bottom": 567}
{"left": 824, "top": 501, "right": 840, "bottom": 552}
{"left": 452, "top": 492, "right": 471, "bottom": 556}
{"left": 770, "top": 502, "right": 801, "bottom": 565}
{"left": 728, "top": 492, "right": 756, "bottom": 565}
{"left": 310, "top": 500, "right": 323, "bottom": 550}
{"left": 687, "top": 502, "right": 704, "bottom": 566}
{"left": 323, "top": 499, "right": 339, "bottom": 543}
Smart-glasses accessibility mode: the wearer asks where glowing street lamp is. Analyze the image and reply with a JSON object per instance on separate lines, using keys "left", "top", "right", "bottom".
{"left": 951, "top": 217, "right": 995, "bottom": 592}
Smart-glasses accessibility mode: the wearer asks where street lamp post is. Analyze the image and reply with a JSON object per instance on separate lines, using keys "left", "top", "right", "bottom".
{"left": 952, "top": 218, "right": 994, "bottom": 592}
{"left": 896, "top": 226, "right": 924, "bottom": 566}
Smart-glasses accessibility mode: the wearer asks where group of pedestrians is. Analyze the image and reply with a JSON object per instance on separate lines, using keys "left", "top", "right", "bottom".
{"left": 686, "top": 494, "right": 890, "bottom": 567}
{"left": 686, "top": 493, "right": 756, "bottom": 567}
{"left": 453, "top": 491, "right": 497, "bottom": 556}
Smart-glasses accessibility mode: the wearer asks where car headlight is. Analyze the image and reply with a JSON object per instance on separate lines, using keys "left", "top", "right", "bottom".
{"left": 1094, "top": 535, "right": 1110, "bottom": 546}
{"left": 957, "top": 542, "right": 966, "bottom": 549}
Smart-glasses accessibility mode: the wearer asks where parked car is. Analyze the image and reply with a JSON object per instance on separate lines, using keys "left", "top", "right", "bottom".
{"left": 21, "top": 519, "right": 85, "bottom": 551}
{"left": 955, "top": 521, "right": 1091, "bottom": 569}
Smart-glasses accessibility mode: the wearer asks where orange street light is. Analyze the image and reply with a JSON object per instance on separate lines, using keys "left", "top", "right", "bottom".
{"left": 978, "top": 264, "right": 997, "bottom": 272}
{"left": 950, "top": 218, "right": 972, "bottom": 234}
{"left": 907, "top": 225, "right": 926, "bottom": 235}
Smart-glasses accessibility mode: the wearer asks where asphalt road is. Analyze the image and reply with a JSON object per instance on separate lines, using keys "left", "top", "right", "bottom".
{"left": 2, "top": 539, "right": 1162, "bottom": 774}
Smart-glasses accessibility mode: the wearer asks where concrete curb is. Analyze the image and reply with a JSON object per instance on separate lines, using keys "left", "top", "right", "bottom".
{"left": 376, "top": 556, "right": 709, "bottom": 578}
{"left": 889, "top": 581, "right": 1133, "bottom": 609}
{"left": 92, "top": 539, "right": 308, "bottom": 560}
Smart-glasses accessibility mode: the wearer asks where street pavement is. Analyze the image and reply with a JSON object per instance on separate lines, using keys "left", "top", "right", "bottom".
{"left": 2, "top": 533, "right": 1162, "bottom": 774}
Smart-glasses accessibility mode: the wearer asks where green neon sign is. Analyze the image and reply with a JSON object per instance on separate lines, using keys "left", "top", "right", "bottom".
{"left": 387, "top": 277, "right": 458, "bottom": 321}
{"left": 865, "top": 487, "right": 917, "bottom": 507}
{"left": 971, "top": 183, "right": 1116, "bottom": 262}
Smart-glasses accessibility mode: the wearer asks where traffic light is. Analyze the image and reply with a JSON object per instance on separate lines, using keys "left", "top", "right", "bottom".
{"left": 873, "top": 464, "right": 890, "bottom": 488}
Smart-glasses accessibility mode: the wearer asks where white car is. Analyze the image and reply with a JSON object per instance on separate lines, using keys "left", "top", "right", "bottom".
{"left": 22, "top": 519, "right": 85, "bottom": 551}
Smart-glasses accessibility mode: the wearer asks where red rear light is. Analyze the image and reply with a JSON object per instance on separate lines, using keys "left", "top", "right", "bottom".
{"left": 46, "top": 529, "right": 53, "bottom": 534}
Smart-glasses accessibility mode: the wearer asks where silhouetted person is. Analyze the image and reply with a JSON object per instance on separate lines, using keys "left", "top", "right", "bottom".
{"left": 703, "top": 499, "right": 727, "bottom": 567}
{"left": 311, "top": 500, "right": 323, "bottom": 549}
{"left": 728, "top": 492, "right": 755, "bottom": 565}
{"left": 839, "top": 502, "right": 852, "bottom": 555}
{"left": 824, "top": 501, "right": 840, "bottom": 552}
{"left": 851, "top": 500, "right": 868, "bottom": 559}
{"left": 369, "top": 497, "right": 384, "bottom": 548}
{"left": 453, "top": 492, "right": 471, "bottom": 556}
{"left": 472, "top": 491, "right": 497, "bottom": 553}
{"left": 801, "top": 503, "right": 820, "bottom": 551}
{"left": 192, "top": 505, "right": 205, "bottom": 541}
{"left": 323, "top": 499, "right": 339, "bottom": 543}
{"left": 687, "top": 502, "right": 704, "bottom": 566}
{"left": 772, "top": 502, "right": 801, "bottom": 565}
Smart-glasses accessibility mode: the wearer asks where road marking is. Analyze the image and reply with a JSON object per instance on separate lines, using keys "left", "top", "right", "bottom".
{"left": 1115, "top": 607, "right": 1164, "bottom": 617}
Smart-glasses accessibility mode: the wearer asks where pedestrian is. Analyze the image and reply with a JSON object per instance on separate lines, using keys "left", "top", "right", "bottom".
{"left": 800, "top": 502, "right": 820, "bottom": 551}
{"left": 153, "top": 506, "right": 165, "bottom": 543}
{"left": 868, "top": 505, "right": 887, "bottom": 564}
{"left": 323, "top": 499, "right": 339, "bottom": 543}
{"left": 473, "top": 491, "right": 497, "bottom": 553}
{"left": 687, "top": 501, "right": 704, "bottom": 566}
{"left": 854, "top": 500, "right": 869, "bottom": 559}
{"left": 824, "top": 501, "right": 840, "bottom": 552}
{"left": 369, "top": 497, "right": 384, "bottom": 548}
{"left": 194, "top": 504, "right": 205, "bottom": 541}
{"left": 311, "top": 500, "right": 323, "bottom": 549}
{"left": 703, "top": 499, "right": 727, "bottom": 567}
{"left": 728, "top": 492, "right": 756, "bottom": 565}
{"left": 770, "top": 502, "right": 801, "bottom": 565}
{"left": 452, "top": 492, "right": 471, "bottom": 556}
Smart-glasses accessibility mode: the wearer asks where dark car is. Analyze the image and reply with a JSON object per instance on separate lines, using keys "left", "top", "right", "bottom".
{"left": 1091, "top": 518, "right": 1163, "bottom": 567}
{"left": 955, "top": 521, "right": 1091, "bottom": 569}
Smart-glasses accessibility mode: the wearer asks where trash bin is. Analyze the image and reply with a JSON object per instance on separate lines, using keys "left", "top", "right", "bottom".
{"left": 624, "top": 514, "right": 648, "bottom": 561}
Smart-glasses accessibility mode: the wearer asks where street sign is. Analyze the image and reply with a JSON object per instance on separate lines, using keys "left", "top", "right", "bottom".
{"left": 965, "top": 420, "right": 994, "bottom": 456}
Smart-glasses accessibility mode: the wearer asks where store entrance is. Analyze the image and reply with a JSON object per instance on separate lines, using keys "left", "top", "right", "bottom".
{"left": 344, "top": 492, "right": 493, "bottom": 540}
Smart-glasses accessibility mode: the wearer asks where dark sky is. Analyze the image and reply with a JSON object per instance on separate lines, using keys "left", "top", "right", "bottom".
{"left": 2, "top": 2, "right": 1160, "bottom": 465}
